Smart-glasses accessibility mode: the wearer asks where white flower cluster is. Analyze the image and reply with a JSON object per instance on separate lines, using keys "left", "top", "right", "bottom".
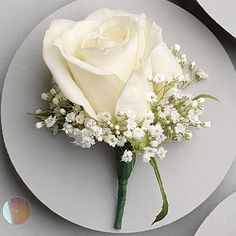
{"left": 33, "top": 44, "right": 213, "bottom": 164}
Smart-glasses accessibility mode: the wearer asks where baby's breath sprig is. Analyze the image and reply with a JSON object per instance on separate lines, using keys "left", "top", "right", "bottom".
{"left": 171, "top": 44, "right": 209, "bottom": 90}
{"left": 32, "top": 72, "right": 213, "bottom": 161}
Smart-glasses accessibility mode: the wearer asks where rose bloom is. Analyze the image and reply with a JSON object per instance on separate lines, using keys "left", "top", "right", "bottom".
{"left": 43, "top": 8, "right": 181, "bottom": 121}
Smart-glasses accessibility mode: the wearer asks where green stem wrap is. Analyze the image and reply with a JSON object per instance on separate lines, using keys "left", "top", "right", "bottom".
{"left": 114, "top": 144, "right": 136, "bottom": 229}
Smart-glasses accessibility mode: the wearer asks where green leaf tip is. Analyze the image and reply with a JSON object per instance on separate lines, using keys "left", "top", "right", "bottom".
{"left": 151, "top": 197, "right": 169, "bottom": 225}
{"left": 150, "top": 157, "right": 169, "bottom": 225}
{"left": 193, "top": 94, "right": 220, "bottom": 102}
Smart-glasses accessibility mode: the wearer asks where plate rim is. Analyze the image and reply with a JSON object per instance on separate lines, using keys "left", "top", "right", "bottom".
{"left": 195, "top": 192, "right": 236, "bottom": 236}
{"left": 196, "top": 0, "right": 236, "bottom": 38}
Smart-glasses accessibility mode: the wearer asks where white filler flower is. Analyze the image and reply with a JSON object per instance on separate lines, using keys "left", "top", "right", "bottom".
{"left": 121, "top": 150, "right": 133, "bottom": 163}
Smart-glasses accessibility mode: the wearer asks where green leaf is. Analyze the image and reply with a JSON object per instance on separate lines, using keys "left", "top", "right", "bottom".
{"left": 27, "top": 112, "right": 50, "bottom": 118}
{"left": 193, "top": 94, "right": 220, "bottom": 102}
{"left": 150, "top": 157, "right": 169, "bottom": 225}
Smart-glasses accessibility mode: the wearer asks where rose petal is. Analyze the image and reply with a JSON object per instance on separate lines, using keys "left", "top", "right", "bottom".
{"left": 85, "top": 8, "right": 146, "bottom": 22}
{"left": 151, "top": 42, "right": 182, "bottom": 76}
{"left": 143, "top": 21, "right": 162, "bottom": 56}
{"left": 85, "top": 9, "right": 163, "bottom": 68}
{"left": 68, "top": 62, "right": 125, "bottom": 115}
{"left": 53, "top": 37, "right": 125, "bottom": 115}
{"left": 43, "top": 19, "right": 75, "bottom": 41}
{"left": 76, "top": 32, "right": 138, "bottom": 82}
{"left": 116, "top": 61, "right": 152, "bottom": 122}
{"left": 43, "top": 19, "right": 97, "bottom": 119}
{"left": 61, "top": 20, "right": 101, "bottom": 55}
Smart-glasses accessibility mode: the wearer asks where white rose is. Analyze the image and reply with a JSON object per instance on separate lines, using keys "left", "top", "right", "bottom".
{"left": 43, "top": 8, "right": 181, "bottom": 120}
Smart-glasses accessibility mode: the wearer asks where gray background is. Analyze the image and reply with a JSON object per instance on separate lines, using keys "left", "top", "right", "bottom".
{"left": 0, "top": 0, "right": 235, "bottom": 235}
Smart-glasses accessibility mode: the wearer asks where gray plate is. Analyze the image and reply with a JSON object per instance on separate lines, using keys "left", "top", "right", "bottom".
{"left": 197, "top": 0, "right": 236, "bottom": 38}
{"left": 1, "top": 0, "right": 236, "bottom": 233}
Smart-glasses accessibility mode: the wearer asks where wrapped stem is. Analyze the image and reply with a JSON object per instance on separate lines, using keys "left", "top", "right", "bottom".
{"left": 114, "top": 144, "right": 136, "bottom": 229}
{"left": 114, "top": 179, "right": 128, "bottom": 229}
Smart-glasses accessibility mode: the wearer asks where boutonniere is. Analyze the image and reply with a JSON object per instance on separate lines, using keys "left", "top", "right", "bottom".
{"left": 30, "top": 8, "right": 218, "bottom": 229}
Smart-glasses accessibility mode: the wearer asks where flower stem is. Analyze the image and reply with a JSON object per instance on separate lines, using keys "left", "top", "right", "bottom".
{"left": 150, "top": 157, "right": 169, "bottom": 224}
{"left": 114, "top": 144, "right": 136, "bottom": 229}
{"left": 114, "top": 179, "right": 128, "bottom": 229}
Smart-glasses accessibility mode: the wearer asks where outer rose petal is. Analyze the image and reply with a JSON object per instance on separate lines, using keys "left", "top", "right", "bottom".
{"left": 116, "top": 61, "right": 152, "bottom": 122}
{"left": 43, "top": 19, "right": 97, "bottom": 119}
{"left": 85, "top": 8, "right": 147, "bottom": 22}
{"left": 151, "top": 42, "right": 182, "bottom": 76}
{"left": 53, "top": 37, "right": 125, "bottom": 116}
{"left": 115, "top": 17, "right": 162, "bottom": 121}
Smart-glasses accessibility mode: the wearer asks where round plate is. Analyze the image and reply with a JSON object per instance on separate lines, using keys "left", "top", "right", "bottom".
{"left": 195, "top": 192, "right": 236, "bottom": 236}
{"left": 2, "top": 0, "right": 236, "bottom": 233}
{"left": 197, "top": 0, "right": 236, "bottom": 38}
